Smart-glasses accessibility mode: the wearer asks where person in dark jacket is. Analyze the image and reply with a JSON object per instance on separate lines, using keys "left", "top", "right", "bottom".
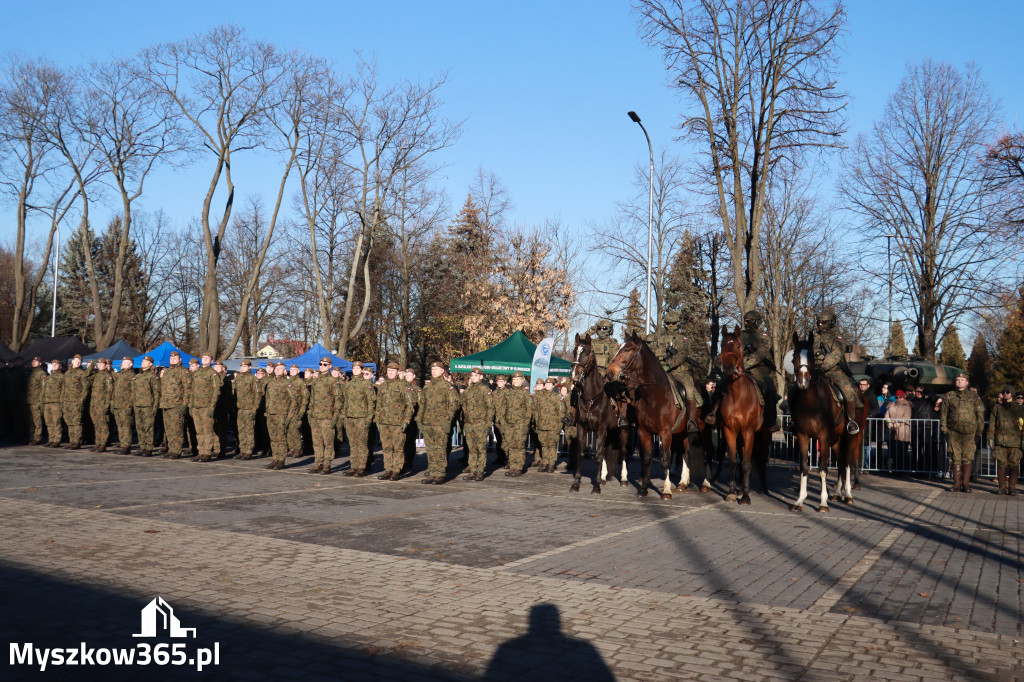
{"left": 910, "top": 386, "right": 942, "bottom": 474}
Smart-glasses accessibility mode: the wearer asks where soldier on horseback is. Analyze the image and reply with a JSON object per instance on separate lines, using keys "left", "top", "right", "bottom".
{"left": 705, "top": 309, "right": 780, "bottom": 432}
{"left": 646, "top": 310, "right": 701, "bottom": 432}
{"left": 814, "top": 308, "right": 862, "bottom": 435}
{"left": 582, "top": 318, "right": 631, "bottom": 429}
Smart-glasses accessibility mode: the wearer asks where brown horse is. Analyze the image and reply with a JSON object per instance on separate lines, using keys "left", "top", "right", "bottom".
{"left": 787, "top": 331, "right": 867, "bottom": 512}
{"left": 717, "top": 326, "right": 771, "bottom": 505}
{"left": 606, "top": 332, "right": 708, "bottom": 499}
{"left": 569, "top": 334, "right": 630, "bottom": 494}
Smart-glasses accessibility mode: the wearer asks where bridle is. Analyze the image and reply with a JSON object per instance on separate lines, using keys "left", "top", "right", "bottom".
{"left": 572, "top": 344, "right": 604, "bottom": 422}
{"left": 607, "top": 342, "right": 650, "bottom": 389}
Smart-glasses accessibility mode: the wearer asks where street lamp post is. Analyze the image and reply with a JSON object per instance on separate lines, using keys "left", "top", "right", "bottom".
{"left": 885, "top": 233, "right": 895, "bottom": 357}
{"left": 51, "top": 224, "right": 60, "bottom": 337}
{"left": 628, "top": 111, "right": 654, "bottom": 335}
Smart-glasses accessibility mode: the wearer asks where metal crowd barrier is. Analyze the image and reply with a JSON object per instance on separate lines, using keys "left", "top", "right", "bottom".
{"left": 772, "top": 416, "right": 997, "bottom": 478}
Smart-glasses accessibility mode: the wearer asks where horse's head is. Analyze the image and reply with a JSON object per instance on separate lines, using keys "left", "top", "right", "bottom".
{"left": 720, "top": 325, "right": 744, "bottom": 377}
{"left": 606, "top": 331, "right": 643, "bottom": 385}
{"left": 791, "top": 330, "right": 816, "bottom": 389}
{"left": 572, "top": 333, "right": 595, "bottom": 382}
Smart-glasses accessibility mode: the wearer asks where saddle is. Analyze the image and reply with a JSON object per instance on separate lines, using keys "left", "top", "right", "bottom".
{"left": 669, "top": 379, "right": 686, "bottom": 410}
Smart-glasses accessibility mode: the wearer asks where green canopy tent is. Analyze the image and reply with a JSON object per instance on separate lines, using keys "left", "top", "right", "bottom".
{"left": 449, "top": 330, "right": 573, "bottom": 378}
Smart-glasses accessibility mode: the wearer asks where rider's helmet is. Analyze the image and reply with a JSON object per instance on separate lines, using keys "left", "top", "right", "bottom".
{"left": 743, "top": 310, "right": 763, "bottom": 331}
{"left": 663, "top": 310, "right": 682, "bottom": 331}
{"left": 816, "top": 308, "right": 837, "bottom": 330}
{"left": 595, "top": 319, "right": 613, "bottom": 339}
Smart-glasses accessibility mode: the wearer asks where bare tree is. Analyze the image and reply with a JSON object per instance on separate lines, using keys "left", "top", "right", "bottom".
{"left": 333, "top": 57, "right": 461, "bottom": 357}
{"left": 635, "top": 0, "right": 847, "bottom": 315}
{"left": 590, "top": 149, "right": 694, "bottom": 328}
{"left": 0, "top": 56, "right": 67, "bottom": 350}
{"left": 841, "top": 60, "right": 1006, "bottom": 361}
{"left": 983, "top": 130, "right": 1024, "bottom": 231}
{"left": 141, "top": 25, "right": 286, "bottom": 355}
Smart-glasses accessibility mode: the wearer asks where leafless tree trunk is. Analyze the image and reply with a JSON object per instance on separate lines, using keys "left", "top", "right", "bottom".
{"left": 841, "top": 60, "right": 1005, "bottom": 361}
{"left": 142, "top": 25, "right": 285, "bottom": 356}
{"left": 635, "top": 0, "right": 847, "bottom": 316}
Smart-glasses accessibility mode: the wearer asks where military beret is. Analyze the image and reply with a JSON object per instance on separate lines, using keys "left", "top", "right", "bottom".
{"left": 289, "top": 364, "right": 299, "bottom": 370}
{"left": 189, "top": 358, "right": 200, "bottom": 365}
{"left": 386, "top": 361, "right": 400, "bottom": 370}
{"left": 535, "top": 378, "right": 544, "bottom": 386}
{"left": 170, "top": 351, "right": 180, "bottom": 358}
{"left": 97, "top": 357, "right": 109, "bottom": 364}
{"left": 73, "top": 354, "right": 82, "bottom": 361}
{"left": 51, "top": 358, "right": 62, "bottom": 365}
{"left": 143, "top": 356, "right": 154, "bottom": 363}
{"left": 429, "top": 361, "right": 444, "bottom": 369}
{"left": 319, "top": 356, "right": 332, "bottom": 365}
{"left": 544, "top": 377, "right": 555, "bottom": 383}
{"left": 351, "top": 361, "right": 364, "bottom": 369}
{"left": 32, "top": 356, "right": 43, "bottom": 363}
{"left": 495, "top": 374, "right": 508, "bottom": 381}
{"left": 240, "top": 359, "right": 251, "bottom": 366}
{"left": 955, "top": 370, "right": 968, "bottom": 379}
{"left": 214, "top": 359, "right": 224, "bottom": 366}
{"left": 511, "top": 371, "right": 524, "bottom": 379}
{"left": 469, "top": 367, "right": 483, "bottom": 376}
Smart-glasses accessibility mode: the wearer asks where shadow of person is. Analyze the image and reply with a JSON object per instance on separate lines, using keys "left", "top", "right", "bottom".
{"left": 483, "top": 603, "right": 615, "bottom": 681}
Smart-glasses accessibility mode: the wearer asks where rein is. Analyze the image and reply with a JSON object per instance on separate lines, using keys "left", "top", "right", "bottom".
{"left": 573, "top": 351, "right": 605, "bottom": 423}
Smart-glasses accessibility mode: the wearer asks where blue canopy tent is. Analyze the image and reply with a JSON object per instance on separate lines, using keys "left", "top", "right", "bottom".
{"left": 276, "top": 342, "right": 375, "bottom": 373}
{"left": 83, "top": 339, "right": 140, "bottom": 363}
{"left": 132, "top": 341, "right": 197, "bottom": 369}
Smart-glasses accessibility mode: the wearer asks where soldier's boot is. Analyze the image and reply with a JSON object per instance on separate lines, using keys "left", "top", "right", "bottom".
{"left": 844, "top": 400, "right": 860, "bottom": 435}
{"left": 168, "top": 451, "right": 182, "bottom": 460}
{"left": 949, "top": 464, "right": 962, "bottom": 492}
{"left": 95, "top": 445, "right": 106, "bottom": 454}
{"left": 321, "top": 464, "right": 333, "bottom": 475}
{"left": 1008, "top": 465, "right": 1019, "bottom": 496}
{"left": 962, "top": 462, "right": 973, "bottom": 493}
{"left": 615, "top": 396, "right": 630, "bottom": 428}
{"left": 139, "top": 450, "right": 153, "bottom": 457}
{"left": 996, "top": 465, "right": 1007, "bottom": 495}
{"left": 310, "top": 463, "right": 323, "bottom": 474}
{"left": 118, "top": 446, "right": 131, "bottom": 455}
{"left": 343, "top": 468, "right": 359, "bottom": 477}
{"left": 685, "top": 399, "right": 699, "bottom": 433}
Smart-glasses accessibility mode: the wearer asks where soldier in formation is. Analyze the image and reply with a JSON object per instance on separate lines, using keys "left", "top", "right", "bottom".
{"left": 89, "top": 358, "right": 114, "bottom": 452}
{"left": 159, "top": 351, "right": 191, "bottom": 459}
{"left": 501, "top": 371, "right": 533, "bottom": 476}
{"left": 308, "top": 358, "right": 343, "bottom": 474}
{"left": 342, "top": 361, "right": 376, "bottom": 477}
{"left": 989, "top": 386, "right": 1022, "bottom": 496}
{"left": 419, "top": 361, "right": 460, "bottom": 484}
{"left": 459, "top": 367, "right": 494, "bottom": 481}
{"left": 232, "top": 359, "right": 262, "bottom": 460}
{"left": 43, "top": 359, "right": 65, "bottom": 447}
{"left": 531, "top": 376, "right": 569, "bottom": 473}
{"left": 61, "top": 354, "right": 90, "bottom": 449}
{"left": 25, "top": 357, "right": 46, "bottom": 445}
{"left": 374, "top": 362, "right": 415, "bottom": 480}
{"left": 190, "top": 354, "right": 224, "bottom": 462}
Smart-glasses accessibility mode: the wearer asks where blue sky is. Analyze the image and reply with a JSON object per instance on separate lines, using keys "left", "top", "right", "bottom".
{"left": 2, "top": 0, "right": 1023, "bottom": 266}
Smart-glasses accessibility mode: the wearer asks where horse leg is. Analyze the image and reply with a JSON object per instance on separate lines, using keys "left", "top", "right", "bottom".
{"left": 791, "top": 433, "right": 811, "bottom": 512}
{"left": 636, "top": 429, "right": 653, "bottom": 497}
{"left": 738, "top": 427, "right": 754, "bottom": 505}
{"left": 674, "top": 437, "right": 691, "bottom": 494}
{"left": 570, "top": 428, "right": 586, "bottom": 493}
{"left": 619, "top": 428, "right": 630, "bottom": 486}
{"left": 660, "top": 431, "right": 674, "bottom": 500}
{"left": 723, "top": 427, "right": 740, "bottom": 503}
{"left": 591, "top": 425, "right": 607, "bottom": 494}
{"left": 818, "top": 446, "right": 831, "bottom": 512}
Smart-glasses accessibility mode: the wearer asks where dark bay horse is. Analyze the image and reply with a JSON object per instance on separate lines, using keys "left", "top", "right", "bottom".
{"left": 717, "top": 326, "right": 770, "bottom": 504}
{"left": 606, "top": 332, "right": 708, "bottom": 499}
{"left": 569, "top": 333, "right": 630, "bottom": 494}
{"left": 787, "top": 331, "right": 867, "bottom": 512}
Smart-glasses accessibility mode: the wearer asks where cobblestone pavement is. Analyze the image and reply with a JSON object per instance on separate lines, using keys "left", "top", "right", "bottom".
{"left": 0, "top": 445, "right": 1021, "bottom": 681}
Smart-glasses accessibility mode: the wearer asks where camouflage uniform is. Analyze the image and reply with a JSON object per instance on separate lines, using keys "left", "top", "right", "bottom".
{"left": 132, "top": 364, "right": 161, "bottom": 455}
{"left": 491, "top": 377, "right": 509, "bottom": 466}
{"left": 43, "top": 366, "right": 65, "bottom": 447}
{"left": 588, "top": 319, "right": 620, "bottom": 372}
{"left": 532, "top": 384, "right": 568, "bottom": 471}
{"left": 989, "top": 398, "right": 1023, "bottom": 495}
{"left": 646, "top": 311, "right": 701, "bottom": 432}
{"left": 189, "top": 365, "right": 224, "bottom": 461}
{"left": 740, "top": 311, "right": 779, "bottom": 431}
{"left": 88, "top": 364, "right": 114, "bottom": 451}
{"left": 232, "top": 367, "right": 263, "bottom": 458}
{"left": 343, "top": 368, "right": 376, "bottom": 475}
{"left": 940, "top": 376, "right": 986, "bottom": 492}
{"left": 25, "top": 362, "right": 47, "bottom": 444}
{"left": 501, "top": 375, "right": 533, "bottom": 474}
{"left": 112, "top": 361, "right": 136, "bottom": 453}
{"left": 374, "top": 367, "right": 415, "bottom": 479}
{"left": 459, "top": 374, "right": 494, "bottom": 480}
{"left": 286, "top": 369, "right": 309, "bottom": 456}
{"left": 814, "top": 309, "right": 862, "bottom": 435}
{"left": 308, "top": 370, "right": 343, "bottom": 473}
{"left": 418, "top": 365, "right": 459, "bottom": 483}
{"left": 61, "top": 361, "right": 91, "bottom": 448}
{"left": 403, "top": 373, "right": 422, "bottom": 472}
{"left": 263, "top": 370, "right": 294, "bottom": 467}
{"left": 159, "top": 361, "right": 191, "bottom": 457}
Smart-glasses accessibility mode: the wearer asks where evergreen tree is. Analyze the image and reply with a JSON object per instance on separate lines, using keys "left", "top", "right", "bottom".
{"left": 938, "top": 325, "right": 967, "bottom": 369}
{"left": 967, "top": 332, "right": 992, "bottom": 398}
{"left": 625, "top": 288, "right": 644, "bottom": 337}
{"left": 992, "top": 286, "right": 1024, "bottom": 397}
{"left": 55, "top": 223, "right": 100, "bottom": 342}
{"left": 887, "top": 321, "right": 908, "bottom": 358}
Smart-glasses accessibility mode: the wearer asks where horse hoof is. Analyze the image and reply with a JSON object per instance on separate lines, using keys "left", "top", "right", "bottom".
{"left": 790, "top": 504, "right": 803, "bottom": 512}
{"left": 673, "top": 485, "right": 687, "bottom": 494}
{"left": 620, "top": 480, "right": 629, "bottom": 487}
{"left": 818, "top": 506, "right": 830, "bottom": 513}
{"left": 725, "top": 494, "right": 737, "bottom": 503}
{"left": 853, "top": 483, "right": 862, "bottom": 491}
{"left": 569, "top": 483, "right": 580, "bottom": 493}
{"left": 700, "top": 484, "right": 711, "bottom": 494}
{"left": 843, "top": 498, "right": 853, "bottom": 505}
{"left": 738, "top": 495, "right": 751, "bottom": 505}
{"left": 661, "top": 493, "right": 672, "bottom": 501}
{"left": 591, "top": 486, "right": 601, "bottom": 494}
{"left": 636, "top": 489, "right": 648, "bottom": 497}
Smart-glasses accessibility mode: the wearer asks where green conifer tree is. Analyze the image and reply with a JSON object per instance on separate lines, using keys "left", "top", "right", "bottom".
{"left": 967, "top": 332, "right": 992, "bottom": 399}
{"left": 992, "top": 286, "right": 1024, "bottom": 398}
{"left": 625, "top": 288, "right": 644, "bottom": 337}
{"left": 939, "top": 325, "right": 967, "bottom": 369}
{"left": 887, "top": 321, "right": 908, "bottom": 357}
